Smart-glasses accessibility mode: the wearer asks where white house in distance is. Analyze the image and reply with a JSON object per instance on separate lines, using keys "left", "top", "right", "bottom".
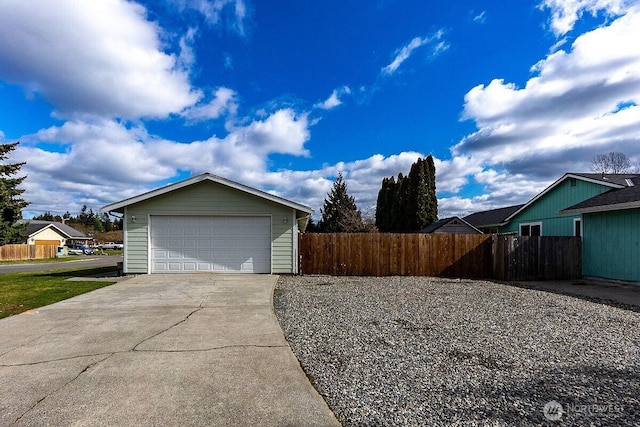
{"left": 21, "top": 220, "right": 90, "bottom": 247}
{"left": 100, "top": 173, "right": 313, "bottom": 275}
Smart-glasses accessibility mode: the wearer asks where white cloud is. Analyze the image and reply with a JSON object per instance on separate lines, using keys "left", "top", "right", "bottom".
{"left": 539, "top": 0, "right": 631, "bottom": 36}
{"left": 455, "top": 8, "right": 640, "bottom": 171}
{"left": 224, "top": 53, "right": 234, "bottom": 69}
{"left": 382, "top": 30, "right": 448, "bottom": 75}
{"left": 17, "top": 108, "right": 311, "bottom": 214}
{"left": 0, "top": 0, "right": 201, "bottom": 120}
{"left": 171, "top": 0, "right": 250, "bottom": 36}
{"left": 183, "top": 87, "right": 238, "bottom": 121}
{"left": 473, "top": 11, "right": 487, "bottom": 23}
{"left": 315, "top": 86, "right": 351, "bottom": 110}
{"left": 178, "top": 27, "right": 198, "bottom": 70}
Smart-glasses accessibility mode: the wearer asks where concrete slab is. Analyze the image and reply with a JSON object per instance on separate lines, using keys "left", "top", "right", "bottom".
{"left": 509, "top": 279, "right": 640, "bottom": 310}
{"left": 0, "top": 274, "right": 340, "bottom": 426}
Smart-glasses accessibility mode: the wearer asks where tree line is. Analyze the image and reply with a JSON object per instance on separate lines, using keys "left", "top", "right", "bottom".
{"left": 32, "top": 206, "right": 123, "bottom": 235}
{"left": 310, "top": 155, "right": 438, "bottom": 233}
{"left": 375, "top": 155, "right": 437, "bottom": 232}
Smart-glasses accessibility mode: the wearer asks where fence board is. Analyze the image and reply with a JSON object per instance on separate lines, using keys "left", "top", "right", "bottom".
{"left": 299, "top": 233, "right": 581, "bottom": 280}
{"left": 0, "top": 244, "right": 57, "bottom": 261}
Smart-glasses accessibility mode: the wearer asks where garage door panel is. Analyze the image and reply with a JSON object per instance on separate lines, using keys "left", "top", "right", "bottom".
{"left": 151, "top": 216, "right": 271, "bottom": 273}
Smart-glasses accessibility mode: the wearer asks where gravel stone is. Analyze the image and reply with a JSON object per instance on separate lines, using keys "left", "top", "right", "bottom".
{"left": 273, "top": 276, "right": 640, "bottom": 426}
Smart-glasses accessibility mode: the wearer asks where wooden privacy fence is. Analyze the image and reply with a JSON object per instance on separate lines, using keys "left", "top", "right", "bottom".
{"left": 0, "top": 244, "right": 57, "bottom": 261}
{"left": 300, "top": 233, "right": 494, "bottom": 278}
{"left": 299, "top": 233, "right": 582, "bottom": 281}
{"left": 493, "top": 235, "right": 581, "bottom": 281}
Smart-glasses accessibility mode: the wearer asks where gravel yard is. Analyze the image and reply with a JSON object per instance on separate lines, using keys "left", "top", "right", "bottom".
{"left": 274, "top": 276, "right": 640, "bottom": 426}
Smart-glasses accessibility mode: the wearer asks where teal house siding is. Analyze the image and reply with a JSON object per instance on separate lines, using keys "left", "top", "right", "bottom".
{"left": 500, "top": 177, "right": 618, "bottom": 236}
{"left": 582, "top": 209, "right": 640, "bottom": 282}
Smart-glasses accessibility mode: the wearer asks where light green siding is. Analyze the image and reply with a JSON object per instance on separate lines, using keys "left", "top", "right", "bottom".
{"left": 123, "top": 181, "right": 296, "bottom": 274}
{"left": 582, "top": 209, "right": 640, "bottom": 283}
{"left": 500, "top": 178, "right": 614, "bottom": 236}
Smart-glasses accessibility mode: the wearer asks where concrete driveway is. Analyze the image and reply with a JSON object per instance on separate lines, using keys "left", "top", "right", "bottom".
{"left": 0, "top": 274, "right": 339, "bottom": 426}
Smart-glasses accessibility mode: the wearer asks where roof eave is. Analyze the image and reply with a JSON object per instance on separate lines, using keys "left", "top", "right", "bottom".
{"left": 502, "top": 173, "right": 625, "bottom": 223}
{"left": 100, "top": 173, "right": 313, "bottom": 215}
{"left": 560, "top": 201, "right": 640, "bottom": 215}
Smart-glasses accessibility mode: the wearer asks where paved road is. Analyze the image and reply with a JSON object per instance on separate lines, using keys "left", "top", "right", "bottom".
{"left": 0, "top": 255, "right": 123, "bottom": 274}
{"left": 0, "top": 274, "right": 340, "bottom": 426}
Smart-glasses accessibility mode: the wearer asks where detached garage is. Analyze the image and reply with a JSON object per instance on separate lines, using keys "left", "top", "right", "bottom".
{"left": 100, "top": 173, "right": 313, "bottom": 274}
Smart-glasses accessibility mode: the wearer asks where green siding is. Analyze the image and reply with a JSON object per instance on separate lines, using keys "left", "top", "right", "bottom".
{"left": 582, "top": 209, "right": 640, "bottom": 282}
{"left": 500, "top": 178, "right": 615, "bottom": 236}
{"left": 123, "top": 181, "right": 296, "bottom": 274}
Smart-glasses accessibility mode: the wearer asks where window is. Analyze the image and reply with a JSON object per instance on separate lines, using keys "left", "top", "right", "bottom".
{"left": 520, "top": 222, "right": 542, "bottom": 236}
{"left": 574, "top": 218, "right": 581, "bottom": 237}
{"left": 570, "top": 178, "right": 577, "bottom": 187}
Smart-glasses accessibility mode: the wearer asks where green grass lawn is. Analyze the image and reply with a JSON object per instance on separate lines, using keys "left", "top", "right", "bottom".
{"left": 0, "top": 266, "right": 118, "bottom": 319}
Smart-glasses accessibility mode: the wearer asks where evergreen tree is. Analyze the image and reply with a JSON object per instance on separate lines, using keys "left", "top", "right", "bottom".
{"left": 374, "top": 155, "right": 438, "bottom": 232}
{"left": 318, "top": 172, "right": 367, "bottom": 232}
{"left": 425, "top": 155, "right": 438, "bottom": 225}
{"left": 33, "top": 211, "right": 56, "bottom": 221}
{"left": 406, "top": 158, "right": 430, "bottom": 231}
{"left": 375, "top": 177, "right": 391, "bottom": 232}
{"left": 101, "top": 213, "right": 114, "bottom": 232}
{"left": 0, "top": 141, "right": 28, "bottom": 244}
{"left": 390, "top": 173, "right": 406, "bottom": 232}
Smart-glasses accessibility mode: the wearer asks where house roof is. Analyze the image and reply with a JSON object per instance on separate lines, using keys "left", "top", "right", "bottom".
{"left": 560, "top": 180, "right": 640, "bottom": 214}
{"left": 421, "top": 216, "right": 483, "bottom": 234}
{"left": 463, "top": 204, "right": 524, "bottom": 228}
{"left": 503, "top": 173, "right": 640, "bottom": 223}
{"left": 20, "top": 220, "right": 88, "bottom": 239}
{"left": 100, "top": 172, "right": 314, "bottom": 215}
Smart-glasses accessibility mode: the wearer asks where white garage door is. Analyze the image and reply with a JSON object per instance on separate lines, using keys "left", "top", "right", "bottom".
{"left": 150, "top": 216, "right": 271, "bottom": 273}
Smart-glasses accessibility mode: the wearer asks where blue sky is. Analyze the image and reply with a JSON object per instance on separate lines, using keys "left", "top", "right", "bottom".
{"left": 1, "top": 0, "right": 639, "bottom": 220}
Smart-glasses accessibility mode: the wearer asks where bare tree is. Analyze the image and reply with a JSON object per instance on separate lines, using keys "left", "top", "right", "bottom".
{"left": 590, "top": 152, "right": 632, "bottom": 174}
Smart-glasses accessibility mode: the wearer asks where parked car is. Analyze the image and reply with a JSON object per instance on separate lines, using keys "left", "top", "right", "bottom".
{"left": 98, "top": 242, "right": 124, "bottom": 250}
{"left": 66, "top": 244, "right": 94, "bottom": 255}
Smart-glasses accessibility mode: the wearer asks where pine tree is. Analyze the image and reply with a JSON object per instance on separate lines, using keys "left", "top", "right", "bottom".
{"left": 318, "top": 172, "right": 366, "bottom": 232}
{"left": 0, "top": 141, "right": 28, "bottom": 244}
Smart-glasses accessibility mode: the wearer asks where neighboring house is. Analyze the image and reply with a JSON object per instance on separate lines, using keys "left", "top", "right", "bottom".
{"left": 560, "top": 179, "right": 640, "bottom": 283}
{"left": 100, "top": 173, "right": 313, "bottom": 275}
{"left": 21, "top": 220, "right": 89, "bottom": 246}
{"left": 498, "top": 173, "right": 640, "bottom": 236}
{"left": 463, "top": 204, "right": 523, "bottom": 234}
{"left": 421, "top": 217, "right": 483, "bottom": 234}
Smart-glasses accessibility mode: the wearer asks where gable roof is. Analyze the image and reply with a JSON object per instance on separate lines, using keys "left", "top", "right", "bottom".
{"left": 463, "top": 204, "right": 524, "bottom": 228}
{"left": 100, "top": 172, "right": 313, "bottom": 215}
{"left": 560, "top": 180, "right": 640, "bottom": 214}
{"left": 20, "top": 220, "right": 88, "bottom": 239}
{"left": 421, "top": 216, "right": 483, "bottom": 234}
{"left": 503, "top": 173, "right": 640, "bottom": 223}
